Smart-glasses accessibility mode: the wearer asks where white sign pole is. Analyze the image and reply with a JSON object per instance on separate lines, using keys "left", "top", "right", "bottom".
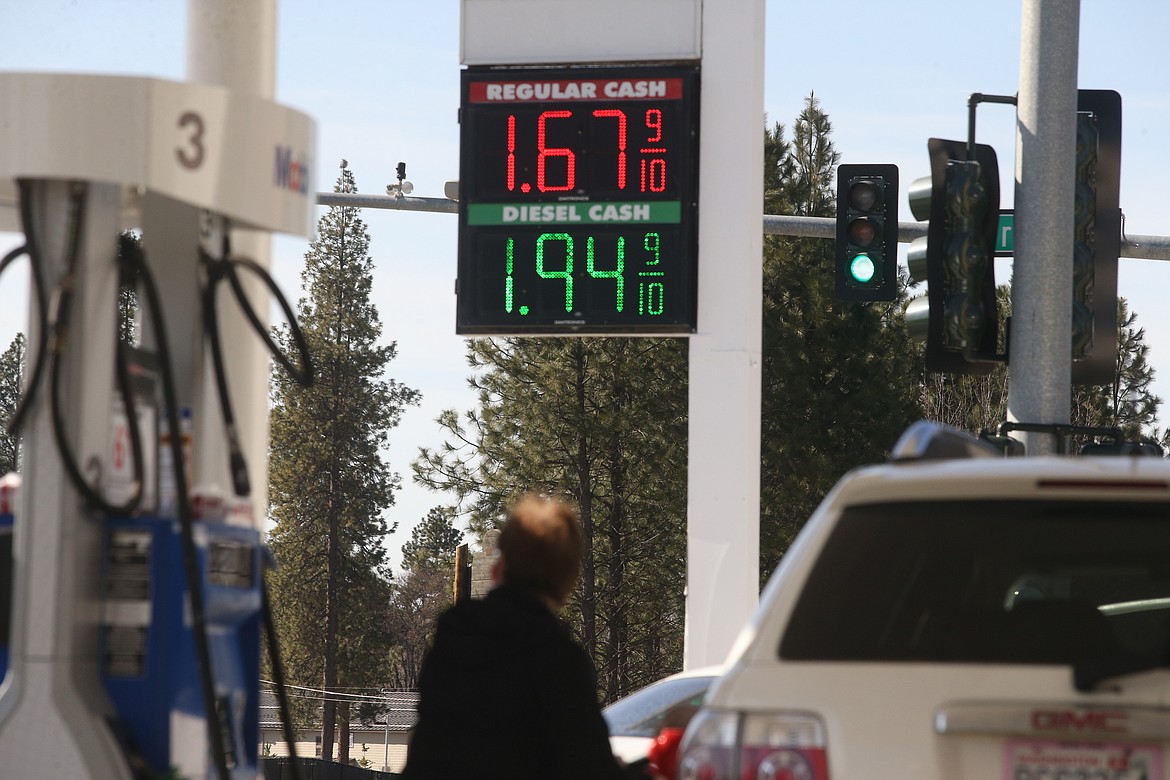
{"left": 683, "top": 0, "right": 765, "bottom": 669}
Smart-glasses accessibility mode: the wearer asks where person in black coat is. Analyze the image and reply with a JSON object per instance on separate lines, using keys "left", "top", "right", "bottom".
{"left": 402, "top": 494, "right": 638, "bottom": 780}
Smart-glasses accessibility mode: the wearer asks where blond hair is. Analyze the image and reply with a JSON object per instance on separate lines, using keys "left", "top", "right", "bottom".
{"left": 497, "top": 494, "right": 583, "bottom": 605}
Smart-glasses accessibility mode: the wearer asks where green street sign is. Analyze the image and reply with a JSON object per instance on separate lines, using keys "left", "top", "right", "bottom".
{"left": 995, "top": 210, "right": 1014, "bottom": 256}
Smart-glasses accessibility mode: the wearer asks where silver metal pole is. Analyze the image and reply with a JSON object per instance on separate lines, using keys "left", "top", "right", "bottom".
{"left": 1007, "top": 0, "right": 1081, "bottom": 454}
{"left": 317, "top": 191, "right": 458, "bottom": 214}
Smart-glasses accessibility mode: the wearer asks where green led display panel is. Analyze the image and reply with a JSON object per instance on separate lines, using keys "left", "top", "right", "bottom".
{"left": 456, "top": 64, "right": 700, "bottom": 335}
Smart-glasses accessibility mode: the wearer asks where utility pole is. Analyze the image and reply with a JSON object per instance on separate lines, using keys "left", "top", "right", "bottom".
{"left": 1007, "top": 0, "right": 1081, "bottom": 454}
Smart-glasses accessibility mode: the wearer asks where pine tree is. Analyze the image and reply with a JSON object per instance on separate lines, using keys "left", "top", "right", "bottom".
{"left": 414, "top": 336, "right": 688, "bottom": 701}
{"left": 267, "top": 160, "right": 420, "bottom": 764}
{"left": 0, "top": 333, "right": 25, "bottom": 474}
{"left": 384, "top": 509, "right": 460, "bottom": 690}
{"left": 385, "top": 566, "right": 450, "bottom": 689}
{"left": 924, "top": 294, "right": 1162, "bottom": 449}
{"left": 400, "top": 506, "right": 463, "bottom": 570}
{"left": 759, "top": 96, "right": 923, "bottom": 579}
{"left": 1071, "top": 298, "right": 1161, "bottom": 438}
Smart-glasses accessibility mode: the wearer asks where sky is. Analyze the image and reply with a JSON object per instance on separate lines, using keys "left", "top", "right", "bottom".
{"left": 1, "top": 1, "right": 1168, "bottom": 570}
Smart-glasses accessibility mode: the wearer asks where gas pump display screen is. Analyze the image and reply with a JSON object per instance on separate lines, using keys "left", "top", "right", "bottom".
{"left": 208, "top": 540, "right": 255, "bottom": 589}
{"left": 457, "top": 65, "right": 700, "bottom": 335}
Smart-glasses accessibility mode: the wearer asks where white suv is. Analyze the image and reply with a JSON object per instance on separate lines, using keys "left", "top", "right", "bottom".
{"left": 679, "top": 421, "right": 1170, "bottom": 780}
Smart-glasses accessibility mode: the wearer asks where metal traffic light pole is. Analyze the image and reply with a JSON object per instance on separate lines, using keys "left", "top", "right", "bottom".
{"left": 1007, "top": 0, "right": 1081, "bottom": 455}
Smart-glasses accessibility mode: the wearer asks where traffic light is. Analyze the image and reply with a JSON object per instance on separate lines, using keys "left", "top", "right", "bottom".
{"left": 1071, "top": 89, "right": 1121, "bottom": 386}
{"left": 835, "top": 164, "right": 898, "bottom": 301}
{"left": 1071, "top": 113, "right": 1096, "bottom": 361}
{"left": 906, "top": 139, "right": 1001, "bottom": 374}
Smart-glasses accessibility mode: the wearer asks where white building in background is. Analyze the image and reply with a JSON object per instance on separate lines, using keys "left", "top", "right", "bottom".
{"left": 259, "top": 689, "right": 419, "bottom": 774}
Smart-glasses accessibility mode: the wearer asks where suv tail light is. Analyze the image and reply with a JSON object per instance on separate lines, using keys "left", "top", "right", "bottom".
{"left": 740, "top": 712, "right": 828, "bottom": 780}
{"left": 678, "top": 710, "right": 829, "bottom": 780}
{"left": 677, "top": 710, "right": 737, "bottom": 780}
{"left": 647, "top": 727, "right": 687, "bottom": 780}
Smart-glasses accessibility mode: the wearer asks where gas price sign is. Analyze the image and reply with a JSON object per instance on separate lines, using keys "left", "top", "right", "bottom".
{"left": 456, "top": 65, "right": 700, "bottom": 335}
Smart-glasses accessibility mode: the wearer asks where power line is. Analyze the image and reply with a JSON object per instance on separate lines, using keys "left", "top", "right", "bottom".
{"left": 260, "top": 680, "right": 418, "bottom": 707}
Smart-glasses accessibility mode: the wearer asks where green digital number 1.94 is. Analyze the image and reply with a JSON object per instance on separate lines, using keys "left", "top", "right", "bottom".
{"left": 506, "top": 232, "right": 658, "bottom": 316}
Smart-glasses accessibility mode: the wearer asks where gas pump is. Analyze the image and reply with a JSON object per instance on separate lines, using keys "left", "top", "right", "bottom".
{"left": 0, "top": 474, "right": 15, "bottom": 682}
{"left": 0, "top": 70, "right": 315, "bottom": 779}
{"left": 102, "top": 495, "right": 265, "bottom": 777}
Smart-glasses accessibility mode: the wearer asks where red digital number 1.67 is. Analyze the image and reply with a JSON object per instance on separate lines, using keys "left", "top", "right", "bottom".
{"left": 505, "top": 107, "right": 669, "bottom": 195}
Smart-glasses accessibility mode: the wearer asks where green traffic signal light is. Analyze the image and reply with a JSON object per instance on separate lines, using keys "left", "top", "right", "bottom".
{"left": 849, "top": 253, "right": 876, "bottom": 284}
{"left": 834, "top": 164, "right": 898, "bottom": 302}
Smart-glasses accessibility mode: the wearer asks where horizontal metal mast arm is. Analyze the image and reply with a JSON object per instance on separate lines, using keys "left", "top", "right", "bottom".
{"left": 315, "top": 191, "right": 458, "bottom": 213}
{"left": 314, "top": 194, "right": 1170, "bottom": 261}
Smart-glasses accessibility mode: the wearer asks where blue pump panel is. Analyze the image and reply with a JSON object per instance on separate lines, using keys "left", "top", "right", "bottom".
{"left": 101, "top": 517, "right": 262, "bottom": 777}
{"left": 0, "top": 510, "right": 11, "bottom": 681}
{"left": 0, "top": 473, "right": 16, "bottom": 682}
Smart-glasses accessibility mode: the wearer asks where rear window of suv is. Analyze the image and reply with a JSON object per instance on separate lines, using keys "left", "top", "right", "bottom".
{"left": 779, "top": 500, "right": 1170, "bottom": 665}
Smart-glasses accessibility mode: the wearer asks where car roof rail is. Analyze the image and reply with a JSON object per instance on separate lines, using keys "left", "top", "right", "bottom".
{"left": 890, "top": 420, "right": 1003, "bottom": 463}
{"left": 1079, "top": 439, "right": 1165, "bottom": 457}
{"left": 978, "top": 421, "right": 1165, "bottom": 457}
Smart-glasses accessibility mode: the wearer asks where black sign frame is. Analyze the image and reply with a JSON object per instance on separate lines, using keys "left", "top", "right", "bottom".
{"left": 456, "top": 64, "right": 700, "bottom": 335}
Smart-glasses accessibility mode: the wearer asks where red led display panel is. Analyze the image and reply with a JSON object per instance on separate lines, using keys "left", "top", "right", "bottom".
{"left": 457, "top": 64, "right": 700, "bottom": 335}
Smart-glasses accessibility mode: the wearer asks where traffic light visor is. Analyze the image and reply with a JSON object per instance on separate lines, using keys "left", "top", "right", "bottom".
{"left": 847, "top": 217, "right": 877, "bottom": 247}
{"left": 848, "top": 180, "right": 881, "bottom": 211}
